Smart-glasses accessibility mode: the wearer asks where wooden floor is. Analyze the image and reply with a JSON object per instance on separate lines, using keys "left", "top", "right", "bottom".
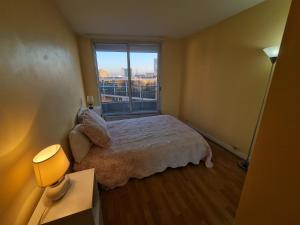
{"left": 100, "top": 141, "right": 246, "bottom": 225}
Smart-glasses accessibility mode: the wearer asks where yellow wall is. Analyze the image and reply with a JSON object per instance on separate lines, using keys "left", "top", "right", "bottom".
{"left": 77, "top": 36, "right": 100, "bottom": 105}
{"left": 0, "top": 1, "right": 85, "bottom": 225}
{"left": 160, "top": 38, "right": 185, "bottom": 117}
{"left": 235, "top": 0, "right": 299, "bottom": 224}
{"left": 180, "top": 0, "right": 291, "bottom": 155}
{"left": 77, "top": 37, "right": 185, "bottom": 117}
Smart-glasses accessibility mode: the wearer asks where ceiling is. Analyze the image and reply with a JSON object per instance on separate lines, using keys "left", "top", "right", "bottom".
{"left": 55, "top": 0, "right": 264, "bottom": 38}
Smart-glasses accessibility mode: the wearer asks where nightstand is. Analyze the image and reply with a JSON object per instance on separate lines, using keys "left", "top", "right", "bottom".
{"left": 28, "top": 168, "right": 103, "bottom": 225}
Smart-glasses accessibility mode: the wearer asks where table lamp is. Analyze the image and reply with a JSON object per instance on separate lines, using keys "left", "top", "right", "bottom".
{"left": 87, "top": 96, "right": 94, "bottom": 109}
{"left": 33, "top": 144, "right": 70, "bottom": 201}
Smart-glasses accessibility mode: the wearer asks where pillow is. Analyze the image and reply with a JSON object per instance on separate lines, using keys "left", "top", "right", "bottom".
{"left": 69, "top": 125, "right": 92, "bottom": 163}
{"left": 79, "top": 109, "right": 107, "bottom": 127}
{"left": 93, "top": 105, "right": 103, "bottom": 117}
{"left": 79, "top": 110, "right": 111, "bottom": 147}
{"left": 76, "top": 107, "right": 86, "bottom": 123}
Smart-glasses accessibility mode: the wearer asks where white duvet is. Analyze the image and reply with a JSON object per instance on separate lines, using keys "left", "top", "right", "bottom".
{"left": 74, "top": 115, "right": 213, "bottom": 189}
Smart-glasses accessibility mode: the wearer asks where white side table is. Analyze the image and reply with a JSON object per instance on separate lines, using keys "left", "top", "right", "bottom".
{"left": 28, "top": 168, "right": 103, "bottom": 225}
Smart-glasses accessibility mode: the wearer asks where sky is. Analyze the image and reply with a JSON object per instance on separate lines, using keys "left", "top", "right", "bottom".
{"left": 96, "top": 51, "right": 157, "bottom": 76}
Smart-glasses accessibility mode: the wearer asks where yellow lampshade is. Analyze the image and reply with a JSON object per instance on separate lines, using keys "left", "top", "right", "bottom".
{"left": 33, "top": 144, "right": 70, "bottom": 187}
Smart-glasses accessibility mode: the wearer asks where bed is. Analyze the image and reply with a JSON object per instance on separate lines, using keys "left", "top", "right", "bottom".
{"left": 73, "top": 115, "right": 213, "bottom": 189}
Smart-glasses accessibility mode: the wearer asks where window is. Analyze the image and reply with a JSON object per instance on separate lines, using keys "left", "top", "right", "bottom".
{"left": 94, "top": 43, "right": 160, "bottom": 115}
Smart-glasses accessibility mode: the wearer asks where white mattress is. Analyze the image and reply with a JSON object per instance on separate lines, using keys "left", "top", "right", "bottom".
{"left": 74, "top": 115, "right": 213, "bottom": 189}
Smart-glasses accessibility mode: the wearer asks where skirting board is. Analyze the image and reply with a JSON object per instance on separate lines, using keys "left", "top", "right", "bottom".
{"left": 188, "top": 124, "right": 248, "bottom": 160}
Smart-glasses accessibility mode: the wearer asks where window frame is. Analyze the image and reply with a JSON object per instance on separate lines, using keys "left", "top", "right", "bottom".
{"left": 92, "top": 40, "right": 161, "bottom": 116}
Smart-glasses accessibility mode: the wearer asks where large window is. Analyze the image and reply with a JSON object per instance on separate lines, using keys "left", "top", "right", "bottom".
{"left": 94, "top": 43, "right": 160, "bottom": 115}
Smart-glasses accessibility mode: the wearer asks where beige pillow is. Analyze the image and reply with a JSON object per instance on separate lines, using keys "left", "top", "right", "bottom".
{"left": 77, "top": 106, "right": 103, "bottom": 123}
{"left": 69, "top": 125, "right": 92, "bottom": 163}
{"left": 76, "top": 107, "right": 86, "bottom": 123}
{"left": 79, "top": 110, "right": 111, "bottom": 147}
{"left": 77, "top": 109, "right": 106, "bottom": 127}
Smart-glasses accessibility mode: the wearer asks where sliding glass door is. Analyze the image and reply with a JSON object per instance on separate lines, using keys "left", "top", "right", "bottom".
{"left": 95, "top": 44, "right": 130, "bottom": 114}
{"left": 94, "top": 43, "right": 160, "bottom": 115}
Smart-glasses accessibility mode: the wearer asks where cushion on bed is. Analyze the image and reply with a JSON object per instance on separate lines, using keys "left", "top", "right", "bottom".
{"left": 69, "top": 124, "right": 92, "bottom": 163}
{"left": 79, "top": 109, "right": 111, "bottom": 147}
{"left": 77, "top": 106, "right": 103, "bottom": 123}
{"left": 77, "top": 107, "right": 85, "bottom": 123}
{"left": 79, "top": 109, "right": 108, "bottom": 128}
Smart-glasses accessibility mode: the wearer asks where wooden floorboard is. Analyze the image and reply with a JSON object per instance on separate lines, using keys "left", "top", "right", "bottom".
{"left": 100, "top": 140, "right": 246, "bottom": 225}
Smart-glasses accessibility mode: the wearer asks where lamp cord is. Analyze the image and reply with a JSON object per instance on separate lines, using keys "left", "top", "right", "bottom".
{"left": 37, "top": 206, "right": 49, "bottom": 225}
{"left": 37, "top": 194, "right": 53, "bottom": 225}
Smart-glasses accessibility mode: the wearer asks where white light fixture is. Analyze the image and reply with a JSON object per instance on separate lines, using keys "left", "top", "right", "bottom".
{"left": 263, "top": 46, "right": 280, "bottom": 64}
{"left": 33, "top": 144, "right": 70, "bottom": 201}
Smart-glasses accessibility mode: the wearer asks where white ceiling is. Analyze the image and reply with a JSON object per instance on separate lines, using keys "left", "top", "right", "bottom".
{"left": 55, "top": 0, "right": 264, "bottom": 38}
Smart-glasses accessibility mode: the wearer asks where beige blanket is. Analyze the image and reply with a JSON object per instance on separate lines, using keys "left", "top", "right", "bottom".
{"left": 74, "top": 115, "right": 213, "bottom": 189}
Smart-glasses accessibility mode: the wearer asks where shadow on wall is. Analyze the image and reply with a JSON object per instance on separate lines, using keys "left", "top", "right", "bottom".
{"left": 0, "top": 92, "right": 78, "bottom": 225}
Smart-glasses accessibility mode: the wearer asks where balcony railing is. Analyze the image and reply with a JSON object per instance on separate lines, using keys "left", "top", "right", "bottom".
{"left": 102, "top": 101, "right": 157, "bottom": 114}
{"left": 98, "top": 81, "right": 158, "bottom": 114}
{"left": 99, "top": 85, "right": 157, "bottom": 99}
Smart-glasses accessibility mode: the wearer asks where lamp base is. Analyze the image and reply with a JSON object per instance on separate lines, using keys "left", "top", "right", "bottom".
{"left": 46, "top": 175, "right": 70, "bottom": 201}
{"left": 238, "top": 160, "right": 249, "bottom": 171}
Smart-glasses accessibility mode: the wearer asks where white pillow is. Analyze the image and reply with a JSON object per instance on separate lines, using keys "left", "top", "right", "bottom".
{"left": 69, "top": 124, "right": 92, "bottom": 163}
{"left": 77, "top": 107, "right": 86, "bottom": 124}
{"left": 94, "top": 105, "right": 103, "bottom": 117}
{"left": 79, "top": 110, "right": 111, "bottom": 148}
{"left": 77, "top": 106, "right": 103, "bottom": 123}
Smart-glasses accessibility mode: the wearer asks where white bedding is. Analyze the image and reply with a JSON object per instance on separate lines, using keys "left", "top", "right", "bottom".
{"left": 74, "top": 115, "right": 213, "bottom": 189}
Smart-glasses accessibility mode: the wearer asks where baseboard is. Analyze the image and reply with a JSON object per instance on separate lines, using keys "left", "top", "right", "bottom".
{"left": 188, "top": 125, "right": 248, "bottom": 160}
